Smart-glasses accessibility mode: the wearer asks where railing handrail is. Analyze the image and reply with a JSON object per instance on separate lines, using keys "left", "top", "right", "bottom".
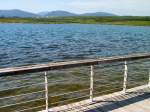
{"left": 0, "top": 53, "right": 150, "bottom": 76}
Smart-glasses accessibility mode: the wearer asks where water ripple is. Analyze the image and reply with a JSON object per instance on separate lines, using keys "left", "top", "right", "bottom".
{"left": 0, "top": 24, "right": 150, "bottom": 68}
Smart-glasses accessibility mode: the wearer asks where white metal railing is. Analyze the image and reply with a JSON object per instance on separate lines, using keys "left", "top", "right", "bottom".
{"left": 0, "top": 53, "right": 150, "bottom": 112}
{"left": 149, "top": 69, "right": 150, "bottom": 86}
{"left": 44, "top": 72, "right": 49, "bottom": 112}
{"left": 90, "top": 65, "right": 94, "bottom": 102}
{"left": 123, "top": 61, "right": 128, "bottom": 93}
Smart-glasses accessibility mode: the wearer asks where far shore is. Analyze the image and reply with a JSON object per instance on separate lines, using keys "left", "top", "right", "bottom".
{"left": 0, "top": 16, "right": 150, "bottom": 26}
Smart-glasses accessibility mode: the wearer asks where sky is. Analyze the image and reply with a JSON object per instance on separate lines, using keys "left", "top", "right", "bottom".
{"left": 0, "top": 0, "right": 150, "bottom": 16}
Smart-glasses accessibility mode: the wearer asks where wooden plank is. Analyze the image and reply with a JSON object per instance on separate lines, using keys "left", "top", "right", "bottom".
{"left": 0, "top": 53, "right": 150, "bottom": 76}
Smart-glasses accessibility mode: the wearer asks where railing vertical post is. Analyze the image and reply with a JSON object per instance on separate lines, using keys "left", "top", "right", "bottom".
{"left": 45, "top": 72, "right": 49, "bottom": 112}
{"left": 148, "top": 69, "right": 150, "bottom": 86}
{"left": 90, "top": 65, "right": 94, "bottom": 102}
{"left": 123, "top": 61, "right": 128, "bottom": 93}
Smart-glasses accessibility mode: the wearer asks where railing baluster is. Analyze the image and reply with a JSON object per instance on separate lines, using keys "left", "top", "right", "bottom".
{"left": 90, "top": 65, "right": 94, "bottom": 102}
{"left": 123, "top": 61, "right": 128, "bottom": 93}
{"left": 148, "top": 69, "right": 150, "bottom": 86}
{"left": 45, "top": 72, "right": 49, "bottom": 112}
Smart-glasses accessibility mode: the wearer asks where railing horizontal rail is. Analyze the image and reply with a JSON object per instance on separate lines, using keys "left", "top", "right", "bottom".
{"left": 47, "top": 79, "right": 71, "bottom": 85}
{"left": 0, "top": 97, "right": 45, "bottom": 109}
{"left": 0, "top": 82, "right": 44, "bottom": 92}
{"left": 94, "top": 84, "right": 121, "bottom": 89}
{"left": 96, "top": 63, "right": 124, "bottom": 69}
{"left": 0, "top": 75, "right": 44, "bottom": 85}
{"left": 0, "top": 90, "right": 45, "bottom": 100}
{"left": 18, "top": 105, "right": 45, "bottom": 112}
{"left": 0, "top": 53, "right": 150, "bottom": 76}
{"left": 94, "top": 87, "right": 123, "bottom": 95}
{"left": 51, "top": 94, "right": 90, "bottom": 105}
{"left": 50, "top": 88, "right": 90, "bottom": 98}
{"left": 47, "top": 78, "right": 90, "bottom": 85}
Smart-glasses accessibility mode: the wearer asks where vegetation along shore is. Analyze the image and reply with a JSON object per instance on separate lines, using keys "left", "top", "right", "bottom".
{"left": 0, "top": 16, "right": 150, "bottom": 26}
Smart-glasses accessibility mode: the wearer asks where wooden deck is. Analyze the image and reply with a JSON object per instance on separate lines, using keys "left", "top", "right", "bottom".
{"left": 46, "top": 85, "right": 150, "bottom": 112}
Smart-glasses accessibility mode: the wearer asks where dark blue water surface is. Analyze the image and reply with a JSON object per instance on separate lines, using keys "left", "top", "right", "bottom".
{"left": 0, "top": 23, "right": 150, "bottom": 68}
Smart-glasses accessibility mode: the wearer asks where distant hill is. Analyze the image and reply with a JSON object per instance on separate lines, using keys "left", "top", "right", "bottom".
{"left": 0, "top": 9, "right": 38, "bottom": 18}
{"left": 38, "top": 11, "right": 77, "bottom": 17}
{"left": 38, "top": 11, "right": 50, "bottom": 16}
{"left": 0, "top": 9, "right": 117, "bottom": 18}
{"left": 80, "top": 12, "right": 117, "bottom": 16}
{"left": 39, "top": 11, "right": 117, "bottom": 17}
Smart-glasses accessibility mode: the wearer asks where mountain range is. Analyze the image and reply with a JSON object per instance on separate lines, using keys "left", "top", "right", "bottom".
{"left": 0, "top": 9, "right": 38, "bottom": 17}
{"left": 0, "top": 9, "right": 117, "bottom": 18}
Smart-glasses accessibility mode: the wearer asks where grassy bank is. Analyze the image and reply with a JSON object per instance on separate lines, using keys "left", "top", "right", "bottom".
{"left": 0, "top": 16, "right": 150, "bottom": 26}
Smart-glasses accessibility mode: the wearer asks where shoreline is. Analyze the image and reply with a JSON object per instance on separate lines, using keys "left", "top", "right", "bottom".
{"left": 0, "top": 16, "right": 150, "bottom": 26}
{"left": 0, "top": 22, "right": 150, "bottom": 27}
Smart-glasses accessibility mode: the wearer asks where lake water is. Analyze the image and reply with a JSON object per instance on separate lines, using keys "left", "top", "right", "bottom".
{"left": 0, "top": 23, "right": 150, "bottom": 68}
{"left": 0, "top": 23, "right": 150, "bottom": 111}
